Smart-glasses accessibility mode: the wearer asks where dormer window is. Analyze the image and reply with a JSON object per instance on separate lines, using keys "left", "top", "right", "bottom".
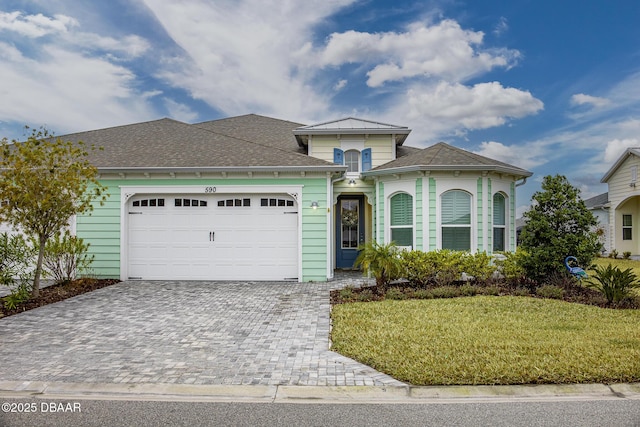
{"left": 345, "top": 150, "right": 360, "bottom": 173}
{"left": 333, "top": 148, "right": 372, "bottom": 172}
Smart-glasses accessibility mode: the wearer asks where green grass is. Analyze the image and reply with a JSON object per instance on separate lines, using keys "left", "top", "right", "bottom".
{"left": 331, "top": 296, "right": 640, "bottom": 385}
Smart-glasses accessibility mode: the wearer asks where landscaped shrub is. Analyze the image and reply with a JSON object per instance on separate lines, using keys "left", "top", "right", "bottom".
{"left": 338, "top": 286, "right": 356, "bottom": 302}
{"left": 623, "top": 251, "right": 632, "bottom": 260}
{"left": 411, "top": 289, "right": 434, "bottom": 299}
{"left": 609, "top": 249, "right": 619, "bottom": 259}
{"left": 0, "top": 232, "right": 36, "bottom": 288}
{"left": 587, "top": 264, "right": 640, "bottom": 304}
{"left": 433, "top": 250, "right": 464, "bottom": 287}
{"left": 460, "top": 251, "right": 496, "bottom": 284}
{"left": 459, "top": 283, "right": 477, "bottom": 296}
{"left": 536, "top": 285, "right": 565, "bottom": 300}
{"left": 477, "top": 285, "right": 501, "bottom": 296}
{"left": 429, "top": 286, "right": 460, "bottom": 298}
{"left": 356, "top": 288, "right": 375, "bottom": 302}
{"left": 43, "top": 232, "right": 94, "bottom": 283}
{"left": 493, "top": 248, "right": 528, "bottom": 282}
{"left": 355, "top": 241, "right": 402, "bottom": 289}
{"left": 400, "top": 250, "right": 439, "bottom": 287}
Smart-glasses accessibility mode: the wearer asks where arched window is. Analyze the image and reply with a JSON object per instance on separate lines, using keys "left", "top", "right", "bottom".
{"left": 493, "top": 193, "right": 506, "bottom": 251}
{"left": 344, "top": 150, "right": 360, "bottom": 173}
{"left": 390, "top": 192, "right": 413, "bottom": 247}
{"left": 441, "top": 190, "right": 471, "bottom": 251}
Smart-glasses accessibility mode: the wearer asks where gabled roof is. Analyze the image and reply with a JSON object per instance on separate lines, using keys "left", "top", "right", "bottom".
{"left": 363, "top": 142, "right": 532, "bottom": 178}
{"left": 601, "top": 148, "right": 640, "bottom": 183}
{"left": 584, "top": 192, "right": 609, "bottom": 209}
{"left": 63, "top": 117, "right": 342, "bottom": 172}
{"left": 293, "top": 117, "right": 411, "bottom": 147}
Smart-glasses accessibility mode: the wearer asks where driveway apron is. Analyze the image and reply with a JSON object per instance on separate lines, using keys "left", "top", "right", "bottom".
{"left": 0, "top": 280, "right": 403, "bottom": 387}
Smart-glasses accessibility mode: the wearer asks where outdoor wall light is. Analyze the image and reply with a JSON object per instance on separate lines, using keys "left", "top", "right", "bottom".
{"left": 348, "top": 179, "right": 356, "bottom": 186}
{"left": 311, "top": 201, "right": 319, "bottom": 209}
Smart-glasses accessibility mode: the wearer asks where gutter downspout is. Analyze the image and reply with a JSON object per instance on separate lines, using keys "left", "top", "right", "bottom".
{"left": 515, "top": 177, "right": 527, "bottom": 187}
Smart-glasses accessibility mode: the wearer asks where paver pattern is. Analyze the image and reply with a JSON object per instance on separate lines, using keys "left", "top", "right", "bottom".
{"left": 0, "top": 277, "right": 403, "bottom": 387}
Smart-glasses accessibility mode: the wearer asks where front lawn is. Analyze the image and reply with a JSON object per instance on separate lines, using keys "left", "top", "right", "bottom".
{"left": 331, "top": 296, "right": 640, "bottom": 385}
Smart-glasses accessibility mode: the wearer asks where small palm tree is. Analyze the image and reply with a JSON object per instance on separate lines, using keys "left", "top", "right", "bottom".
{"left": 354, "top": 241, "right": 402, "bottom": 288}
{"left": 586, "top": 264, "right": 640, "bottom": 304}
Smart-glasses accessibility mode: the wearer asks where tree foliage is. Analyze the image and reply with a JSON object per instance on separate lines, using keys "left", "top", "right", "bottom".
{"left": 519, "top": 174, "right": 600, "bottom": 280}
{"left": 0, "top": 127, "right": 107, "bottom": 297}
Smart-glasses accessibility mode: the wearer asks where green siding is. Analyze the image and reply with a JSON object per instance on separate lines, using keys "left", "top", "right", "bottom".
{"left": 477, "top": 178, "right": 483, "bottom": 251}
{"left": 487, "top": 179, "right": 493, "bottom": 253}
{"left": 415, "top": 178, "right": 423, "bottom": 250}
{"left": 429, "top": 178, "right": 436, "bottom": 250}
{"left": 76, "top": 177, "right": 329, "bottom": 281}
{"left": 377, "top": 181, "right": 385, "bottom": 242}
{"left": 510, "top": 182, "right": 516, "bottom": 251}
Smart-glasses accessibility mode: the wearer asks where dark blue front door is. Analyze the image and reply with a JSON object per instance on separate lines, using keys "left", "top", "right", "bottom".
{"left": 336, "top": 195, "right": 365, "bottom": 268}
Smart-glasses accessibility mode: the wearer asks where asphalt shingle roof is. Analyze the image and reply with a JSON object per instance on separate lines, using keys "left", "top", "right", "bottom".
{"left": 63, "top": 116, "right": 337, "bottom": 170}
{"left": 367, "top": 142, "right": 532, "bottom": 177}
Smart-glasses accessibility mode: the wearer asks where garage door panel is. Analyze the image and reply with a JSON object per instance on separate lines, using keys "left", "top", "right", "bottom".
{"left": 127, "top": 193, "right": 298, "bottom": 280}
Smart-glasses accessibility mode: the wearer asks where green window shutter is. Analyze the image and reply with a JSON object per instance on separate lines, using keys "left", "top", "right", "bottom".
{"left": 390, "top": 193, "right": 413, "bottom": 226}
{"left": 441, "top": 191, "right": 471, "bottom": 225}
{"left": 493, "top": 193, "right": 505, "bottom": 226}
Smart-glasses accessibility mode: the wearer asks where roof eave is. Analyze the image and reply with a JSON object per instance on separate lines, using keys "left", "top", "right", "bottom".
{"left": 97, "top": 165, "right": 347, "bottom": 174}
{"left": 293, "top": 128, "right": 411, "bottom": 146}
{"left": 601, "top": 149, "right": 640, "bottom": 183}
{"left": 362, "top": 164, "right": 533, "bottom": 178}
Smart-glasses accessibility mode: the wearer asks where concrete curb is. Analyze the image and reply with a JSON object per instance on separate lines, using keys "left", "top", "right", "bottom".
{"left": 1, "top": 381, "right": 639, "bottom": 403}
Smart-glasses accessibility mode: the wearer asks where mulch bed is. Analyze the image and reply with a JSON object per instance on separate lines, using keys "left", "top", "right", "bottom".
{"left": 331, "top": 279, "right": 639, "bottom": 309}
{"left": 1, "top": 278, "right": 120, "bottom": 318}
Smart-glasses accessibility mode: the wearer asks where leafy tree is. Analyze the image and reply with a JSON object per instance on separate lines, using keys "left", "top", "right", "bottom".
{"left": 519, "top": 175, "right": 600, "bottom": 281}
{"left": 0, "top": 127, "right": 107, "bottom": 297}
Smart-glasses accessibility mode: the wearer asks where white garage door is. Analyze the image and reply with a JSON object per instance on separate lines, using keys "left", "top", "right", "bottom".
{"left": 127, "top": 194, "right": 298, "bottom": 280}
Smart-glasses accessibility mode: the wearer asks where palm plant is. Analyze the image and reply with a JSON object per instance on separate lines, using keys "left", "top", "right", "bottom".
{"left": 354, "top": 241, "right": 402, "bottom": 289}
{"left": 586, "top": 264, "right": 640, "bottom": 304}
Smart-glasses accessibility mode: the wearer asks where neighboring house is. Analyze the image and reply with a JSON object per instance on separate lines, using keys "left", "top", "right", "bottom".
{"left": 60, "top": 114, "right": 531, "bottom": 282}
{"left": 601, "top": 147, "right": 640, "bottom": 256}
{"left": 583, "top": 192, "right": 610, "bottom": 254}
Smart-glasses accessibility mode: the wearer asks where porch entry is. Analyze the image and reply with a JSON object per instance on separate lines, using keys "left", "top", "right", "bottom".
{"left": 336, "top": 195, "right": 365, "bottom": 268}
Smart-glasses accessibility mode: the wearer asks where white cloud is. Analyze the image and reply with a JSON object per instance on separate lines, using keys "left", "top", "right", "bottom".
{"left": 394, "top": 81, "right": 543, "bottom": 138}
{"left": 475, "top": 140, "right": 545, "bottom": 170}
{"left": 334, "top": 79, "right": 347, "bottom": 91}
{"left": 163, "top": 98, "right": 199, "bottom": 123}
{"left": 143, "top": 0, "right": 355, "bottom": 121}
{"left": 570, "top": 93, "right": 610, "bottom": 108}
{"left": 320, "top": 19, "right": 520, "bottom": 87}
{"left": 0, "top": 11, "right": 77, "bottom": 37}
{"left": 0, "top": 43, "right": 156, "bottom": 134}
{"left": 604, "top": 138, "right": 640, "bottom": 163}
{"left": 493, "top": 17, "right": 508, "bottom": 36}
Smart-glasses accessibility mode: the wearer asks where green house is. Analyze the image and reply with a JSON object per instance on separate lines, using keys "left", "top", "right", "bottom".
{"left": 67, "top": 114, "right": 531, "bottom": 282}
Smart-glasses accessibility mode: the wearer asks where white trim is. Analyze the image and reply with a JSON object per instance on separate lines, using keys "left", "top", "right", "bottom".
{"left": 119, "top": 184, "right": 304, "bottom": 282}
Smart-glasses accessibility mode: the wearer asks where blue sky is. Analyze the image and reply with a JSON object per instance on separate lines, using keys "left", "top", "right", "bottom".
{"left": 0, "top": 0, "right": 639, "bottom": 215}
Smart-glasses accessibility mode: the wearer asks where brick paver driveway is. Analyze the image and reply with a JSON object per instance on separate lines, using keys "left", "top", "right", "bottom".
{"left": 0, "top": 280, "right": 403, "bottom": 387}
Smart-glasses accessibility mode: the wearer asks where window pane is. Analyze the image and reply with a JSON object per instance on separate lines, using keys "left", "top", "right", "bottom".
{"left": 623, "top": 228, "right": 632, "bottom": 240}
{"left": 391, "top": 228, "right": 413, "bottom": 247}
{"left": 390, "top": 193, "right": 413, "bottom": 226}
{"left": 442, "top": 227, "right": 470, "bottom": 251}
{"left": 493, "top": 193, "right": 506, "bottom": 226}
{"left": 341, "top": 200, "right": 359, "bottom": 249}
{"left": 493, "top": 227, "right": 505, "bottom": 252}
{"left": 345, "top": 150, "right": 359, "bottom": 173}
{"left": 442, "top": 191, "right": 471, "bottom": 225}
{"left": 623, "top": 214, "right": 632, "bottom": 227}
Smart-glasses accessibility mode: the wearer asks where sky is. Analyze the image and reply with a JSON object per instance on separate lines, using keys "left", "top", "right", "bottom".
{"left": 0, "top": 0, "right": 639, "bottom": 216}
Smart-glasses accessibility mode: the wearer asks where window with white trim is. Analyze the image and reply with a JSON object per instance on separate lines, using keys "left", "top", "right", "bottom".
{"left": 623, "top": 214, "right": 633, "bottom": 240}
{"left": 493, "top": 193, "right": 506, "bottom": 252}
{"left": 344, "top": 150, "right": 360, "bottom": 173}
{"left": 390, "top": 192, "right": 413, "bottom": 247}
{"left": 441, "top": 190, "right": 471, "bottom": 251}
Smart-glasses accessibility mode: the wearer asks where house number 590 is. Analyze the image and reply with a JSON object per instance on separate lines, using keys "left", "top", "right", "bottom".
{"left": 204, "top": 186, "right": 217, "bottom": 193}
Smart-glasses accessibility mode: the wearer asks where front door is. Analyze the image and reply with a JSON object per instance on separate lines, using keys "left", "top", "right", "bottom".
{"left": 336, "top": 195, "right": 365, "bottom": 268}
